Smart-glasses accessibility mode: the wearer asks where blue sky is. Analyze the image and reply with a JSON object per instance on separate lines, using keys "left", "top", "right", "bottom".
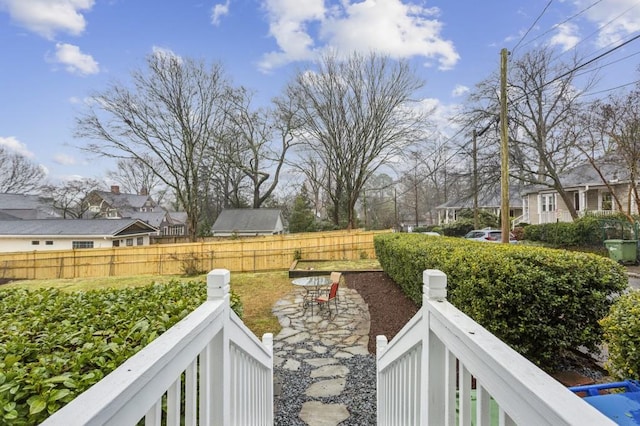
{"left": 2, "top": 0, "right": 640, "bottom": 184}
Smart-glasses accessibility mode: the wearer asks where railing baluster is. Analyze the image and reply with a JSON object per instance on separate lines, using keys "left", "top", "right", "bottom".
{"left": 185, "top": 360, "right": 197, "bottom": 426}
{"left": 166, "top": 376, "right": 181, "bottom": 426}
{"left": 144, "top": 398, "right": 162, "bottom": 426}
{"left": 476, "top": 381, "right": 490, "bottom": 426}
{"left": 445, "top": 349, "right": 456, "bottom": 426}
{"left": 460, "top": 363, "right": 471, "bottom": 426}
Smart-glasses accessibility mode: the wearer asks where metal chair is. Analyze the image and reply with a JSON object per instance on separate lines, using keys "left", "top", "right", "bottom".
{"left": 315, "top": 281, "right": 339, "bottom": 316}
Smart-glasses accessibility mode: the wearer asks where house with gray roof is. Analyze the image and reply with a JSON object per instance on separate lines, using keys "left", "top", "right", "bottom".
{"left": 0, "top": 219, "right": 158, "bottom": 253}
{"left": 521, "top": 160, "right": 632, "bottom": 225}
{"left": 85, "top": 186, "right": 187, "bottom": 237}
{"left": 85, "top": 186, "right": 157, "bottom": 218}
{"left": 0, "top": 193, "right": 61, "bottom": 220}
{"left": 211, "top": 209, "right": 285, "bottom": 237}
{"left": 436, "top": 185, "right": 524, "bottom": 226}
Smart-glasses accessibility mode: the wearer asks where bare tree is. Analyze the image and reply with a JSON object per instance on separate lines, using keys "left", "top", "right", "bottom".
{"left": 282, "top": 52, "right": 427, "bottom": 229}
{"left": 106, "top": 155, "right": 167, "bottom": 203}
{"left": 507, "top": 47, "right": 596, "bottom": 220}
{"left": 75, "top": 52, "right": 233, "bottom": 240}
{"left": 222, "top": 88, "right": 299, "bottom": 208}
{"left": 0, "top": 147, "right": 46, "bottom": 194}
{"left": 41, "top": 178, "right": 103, "bottom": 218}
{"left": 462, "top": 47, "right": 596, "bottom": 220}
{"left": 578, "top": 86, "right": 640, "bottom": 220}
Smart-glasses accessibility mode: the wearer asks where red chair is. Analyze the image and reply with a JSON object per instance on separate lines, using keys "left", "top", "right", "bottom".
{"left": 315, "top": 281, "right": 339, "bottom": 316}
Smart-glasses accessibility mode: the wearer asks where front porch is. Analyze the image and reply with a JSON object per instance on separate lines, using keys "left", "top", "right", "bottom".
{"left": 42, "top": 269, "right": 613, "bottom": 425}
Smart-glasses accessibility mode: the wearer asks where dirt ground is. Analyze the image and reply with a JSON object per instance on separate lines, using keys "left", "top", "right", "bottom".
{"left": 344, "top": 271, "right": 418, "bottom": 354}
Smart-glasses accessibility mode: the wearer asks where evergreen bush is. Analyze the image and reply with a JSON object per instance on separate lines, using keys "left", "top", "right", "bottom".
{"left": 600, "top": 291, "right": 640, "bottom": 380}
{"left": 374, "top": 233, "right": 627, "bottom": 367}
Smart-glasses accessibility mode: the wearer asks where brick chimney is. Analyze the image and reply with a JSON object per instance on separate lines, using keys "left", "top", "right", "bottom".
{"left": 111, "top": 185, "right": 120, "bottom": 194}
{"left": 139, "top": 187, "right": 148, "bottom": 196}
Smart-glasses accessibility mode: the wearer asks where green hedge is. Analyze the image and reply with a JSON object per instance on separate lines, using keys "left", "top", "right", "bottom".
{"left": 523, "top": 216, "right": 605, "bottom": 247}
{"left": 600, "top": 291, "right": 640, "bottom": 380}
{"left": 374, "top": 233, "right": 627, "bottom": 367}
{"left": 0, "top": 280, "right": 241, "bottom": 425}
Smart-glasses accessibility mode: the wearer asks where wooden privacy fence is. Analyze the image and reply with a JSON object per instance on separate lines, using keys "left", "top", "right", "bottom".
{"left": 0, "top": 230, "right": 388, "bottom": 280}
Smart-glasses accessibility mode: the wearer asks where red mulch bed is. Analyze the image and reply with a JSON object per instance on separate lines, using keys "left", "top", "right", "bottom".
{"left": 344, "top": 271, "right": 419, "bottom": 354}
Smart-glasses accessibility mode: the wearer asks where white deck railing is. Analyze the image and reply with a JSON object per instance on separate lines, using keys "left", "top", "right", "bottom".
{"left": 42, "top": 269, "right": 273, "bottom": 426}
{"left": 376, "top": 269, "right": 615, "bottom": 426}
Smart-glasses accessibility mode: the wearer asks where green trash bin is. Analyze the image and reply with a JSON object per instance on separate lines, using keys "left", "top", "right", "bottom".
{"left": 604, "top": 239, "right": 638, "bottom": 264}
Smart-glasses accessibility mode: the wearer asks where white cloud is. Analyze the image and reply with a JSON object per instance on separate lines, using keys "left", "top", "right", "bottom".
{"left": 53, "top": 153, "right": 77, "bottom": 166}
{"left": 0, "top": 136, "right": 35, "bottom": 158}
{"left": 211, "top": 0, "right": 230, "bottom": 26}
{"left": 53, "top": 43, "right": 99, "bottom": 75}
{"left": 151, "top": 45, "right": 182, "bottom": 62}
{"left": 575, "top": 0, "right": 640, "bottom": 47}
{"left": 549, "top": 22, "right": 580, "bottom": 51}
{"left": 0, "top": 0, "right": 94, "bottom": 39}
{"left": 451, "top": 84, "right": 469, "bottom": 97}
{"left": 259, "top": 0, "right": 459, "bottom": 72}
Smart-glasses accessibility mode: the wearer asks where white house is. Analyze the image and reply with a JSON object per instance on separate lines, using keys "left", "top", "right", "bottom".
{"left": 522, "top": 161, "right": 631, "bottom": 225}
{"left": 0, "top": 219, "right": 158, "bottom": 253}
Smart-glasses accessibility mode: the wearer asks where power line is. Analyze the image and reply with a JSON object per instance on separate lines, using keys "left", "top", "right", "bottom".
{"left": 573, "top": 48, "right": 640, "bottom": 79}
{"left": 511, "top": 32, "right": 640, "bottom": 104}
{"left": 581, "top": 78, "right": 640, "bottom": 97}
{"left": 557, "top": 0, "right": 640, "bottom": 59}
{"left": 512, "top": 0, "right": 554, "bottom": 55}
{"left": 519, "top": 0, "right": 604, "bottom": 50}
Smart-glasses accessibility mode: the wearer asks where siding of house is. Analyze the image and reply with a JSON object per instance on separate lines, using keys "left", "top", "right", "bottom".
{"left": 0, "top": 235, "right": 152, "bottom": 253}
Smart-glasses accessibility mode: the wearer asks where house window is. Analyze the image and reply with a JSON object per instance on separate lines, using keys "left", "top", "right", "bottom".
{"left": 45, "top": 241, "right": 53, "bottom": 245}
{"left": 31, "top": 241, "right": 40, "bottom": 245}
{"left": 602, "top": 192, "right": 613, "bottom": 210}
{"left": 574, "top": 192, "right": 580, "bottom": 211}
{"left": 113, "top": 240, "right": 120, "bottom": 247}
{"left": 137, "top": 237, "right": 143, "bottom": 246}
{"left": 541, "top": 194, "right": 556, "bottom": 212}
{"left": 72, "top": 241, "right": 94, "bottom": 249}
{"left": 126, "top": 238, "right": 133, "bottom": 246}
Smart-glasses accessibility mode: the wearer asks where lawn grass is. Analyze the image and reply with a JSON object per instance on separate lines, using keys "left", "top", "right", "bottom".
{"left": 293, "top": 259, "right": 381, "bottom": 271}
{"left": 2, "top": 271, "right": 293, "bottom": 339}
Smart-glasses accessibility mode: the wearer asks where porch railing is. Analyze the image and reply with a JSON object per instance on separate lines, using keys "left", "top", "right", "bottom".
{"left": 42, "top": 269, "right": 273, "bottom": 426}
{"left": 376, "top": 269, "right": 614, "bottom": 425}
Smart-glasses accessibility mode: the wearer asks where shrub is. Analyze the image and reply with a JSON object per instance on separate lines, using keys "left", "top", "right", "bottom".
{"left": 523, "top": 216, "right": 604, "bottom": 247}
{"left": 374, "top": 233, "right": 627, "bottom": 367}
{"left": 600, "top": 291, "right": 640, "bottom": 380}
{"left": 0, "top": 280, "right": 242, "bottom": 424}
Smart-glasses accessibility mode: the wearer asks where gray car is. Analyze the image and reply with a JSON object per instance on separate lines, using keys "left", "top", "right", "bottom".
{"left": 464, "top": 229, "right": 518, "bottom": 243}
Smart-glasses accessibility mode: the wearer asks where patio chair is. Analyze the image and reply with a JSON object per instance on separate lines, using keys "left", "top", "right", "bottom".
{"left": 319, "top": 272, "right": 341, "bottom": 297}
{"left": 315, "top": 280, "right": 340, "bottom": 316}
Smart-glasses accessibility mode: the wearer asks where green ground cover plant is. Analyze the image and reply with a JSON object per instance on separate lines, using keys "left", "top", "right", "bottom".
{"left": 374, "top": 233, "right": 627, "bottom": 368}
{"left": 0, "top": 279, "right": 243, "bottom": 424}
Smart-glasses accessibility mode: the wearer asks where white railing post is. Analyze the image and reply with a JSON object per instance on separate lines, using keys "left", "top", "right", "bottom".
{"left": 376, "top": 335, "right": 388, "bottom": 424}
{"left": 207, "top": 269, "right": 231, "bottom": 426}
{"left": 262, "top": 332, "right": 274, "bottom": 423}
{"left": 423, "top": 270, "right": 447, "bottom": 426}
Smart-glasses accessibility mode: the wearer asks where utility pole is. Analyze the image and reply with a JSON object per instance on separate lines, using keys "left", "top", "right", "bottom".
{"left": 500, "top": 48, "right": 510, "bottom": 243}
